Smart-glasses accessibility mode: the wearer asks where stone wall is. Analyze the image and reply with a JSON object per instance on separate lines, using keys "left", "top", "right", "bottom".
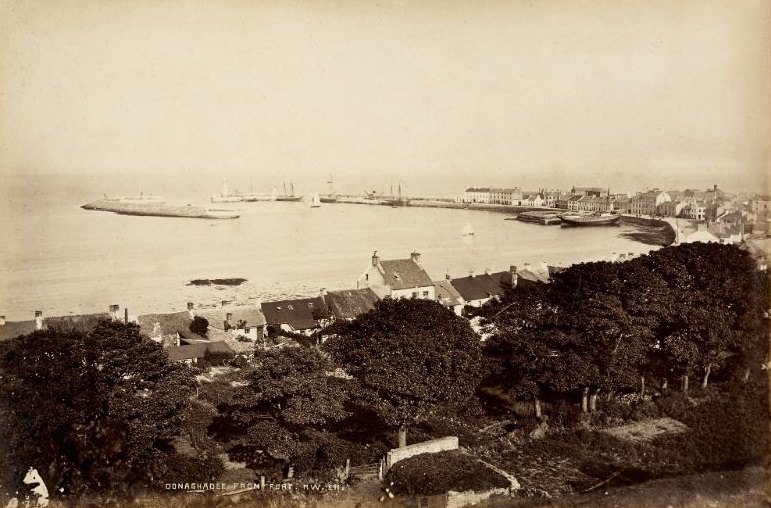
{"left": 384, "top": 436, "right": 458, "bottom": 472}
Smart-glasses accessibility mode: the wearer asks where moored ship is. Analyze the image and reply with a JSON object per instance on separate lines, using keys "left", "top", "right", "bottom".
{"left": 276, "top": 182, "right": 303, "bottom": 202}
{"left": 211, "top": 178, "right": 243, "bottom": 203}
{"left": 558, "top": 212, "right": 620, "bottom": 227}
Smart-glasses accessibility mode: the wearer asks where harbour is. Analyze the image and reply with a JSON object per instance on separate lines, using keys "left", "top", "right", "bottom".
{"left": 2, "top": 174, "right": 661, "bottom": 321}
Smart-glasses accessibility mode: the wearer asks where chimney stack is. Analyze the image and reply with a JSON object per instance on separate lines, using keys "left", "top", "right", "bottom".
{"left": 109, "top": 304, "right": 119, "bottom": 321}
{"left": 0, "top": 315, "right": 5, "bottom": 326}
{"left": 320, "top": 288, "right": 327, "bottom": 299}
{"left": 371, "top": 250, "right": 379, "bottom": 267}
{"left": 225, "top": 312, "right": 233, "bottom": 324}
{"left": 34, "top": 310, "right": 43, "bottom": 330}
{"left": 124, "top": 308, "right": 128, "bottom": 324}
{"left": 469, "top": 270, "right": 475, "bottom": 278}
{"left": 187, "top": 302, "right": 195, "bottom": 319}
{"left": 484, "top": 267, "right": 491, "bottom": 275}
{"left": 410, "top": 251, "right": 422, "bottom": 265}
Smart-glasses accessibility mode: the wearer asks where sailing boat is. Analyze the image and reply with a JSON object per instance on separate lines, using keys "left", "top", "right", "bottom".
{"left": 381, "top": 182, "right": 410, "bottom": 207}
{"left": 310, "top": 193, "right": 321, "bottom": 208}
{"left": 462, "top": 221, "right": 475, "bottom": 236}
{"left": 276, "top": 181, "right": 303, "bottom": 202}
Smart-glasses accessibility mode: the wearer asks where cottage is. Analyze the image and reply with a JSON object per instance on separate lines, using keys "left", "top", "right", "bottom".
{"left": 137, "top": 307, "right": 193, "bottom": 346}
{"left": 448, "top": 267, "right": 517, "bottom": 309}
{"left": 357, "top": 251, "right": 436, "bottom": 300}
{"left": 325, "top": 288, "right": 380, "bottom": 321}
{"left": 197, "top": 304, "right": 266, "bottom": 342}
{"left": 433, "top": 280, "right": 465, "bottom": 316}
{"left": 2, "top": 308, "right": 120, "bottom": 342}
{"left": 261, "top": 296, "right": 330, "bottom": 335}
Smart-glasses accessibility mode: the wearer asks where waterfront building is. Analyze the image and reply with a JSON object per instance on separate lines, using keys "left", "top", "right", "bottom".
{"left": 489, "top": 187, "right": 523, "bottom": 205}
{"left": 460, "top": 187, "right": 492, "bottom": 204}
{"left": 433, "top": 280, "right": 465, "bottom": 316}
{"left": 569, "top": 195, "right": 613, "bottom": 212}
{"left": 658, "top": 200, "right": 689, "bottom": 218}
{"left": 325, "top": 288, "right": 380, "bottom": 321}
{"left": 261, "top": 296, "right": 331, "bottom": 335}
{"left": 630, "top": 190, "right": 671, "bottom": 216}
{"left": 0, "top": 309, "right": 112, "bottom": 342}
{"left": 448, "top": 266, "right": 518, "bottom": 309}
{"left": 357, "top": 251, "right": 436, "bottom": 301}
{"left": 197, "top": 304, "right": 266, "bottom": 344}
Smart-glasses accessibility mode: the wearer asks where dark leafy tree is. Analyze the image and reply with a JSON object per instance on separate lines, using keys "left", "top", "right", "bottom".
{"left": 0, "top": 320, "right": 196, "bottom": 498}
{"left": 325, "top": 298, "right": 482, "bottom": 447}
{"left": 206, "top": 347, "right": 349, "bottom": 478}
{"left": 190, "top": 315, "right": 209, "bottom": 337}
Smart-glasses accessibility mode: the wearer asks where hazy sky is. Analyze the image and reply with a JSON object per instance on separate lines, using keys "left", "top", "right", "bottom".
{"left": 0, "top": 0, "right": 768, "bottom": 195}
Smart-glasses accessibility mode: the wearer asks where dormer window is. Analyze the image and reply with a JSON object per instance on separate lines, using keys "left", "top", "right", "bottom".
{"left": 288, "top": 305, "right": 293, "bottom": 310}
{"left": 308, "top": 303, "right": 313, "bottom": 308}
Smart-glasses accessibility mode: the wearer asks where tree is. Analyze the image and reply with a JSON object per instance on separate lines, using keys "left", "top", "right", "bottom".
{"left": 325, "top": 298, "right": 482, "bottom": 448}
{"left": 206, "top": 347, "right": 349, "bottom": 478}
{"left": 0, "top": 320, "right": 196, "bottom": 498}
{"left": 190, "top": 315, "right": 209, "bottom": 337}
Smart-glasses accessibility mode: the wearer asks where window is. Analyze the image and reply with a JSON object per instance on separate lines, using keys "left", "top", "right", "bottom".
{"left": 422, "top": 291, "right": 429, "bottom": 298}
{"left": 365, "top": 274, "right": 369, "bottom": 281}
{"left": 412, "top": 292, "right": 418, "bottom": 298}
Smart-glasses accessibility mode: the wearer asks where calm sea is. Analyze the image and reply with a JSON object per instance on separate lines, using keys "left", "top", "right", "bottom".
{"left": 0, "top": 174, "right": 658, "bottom": 320}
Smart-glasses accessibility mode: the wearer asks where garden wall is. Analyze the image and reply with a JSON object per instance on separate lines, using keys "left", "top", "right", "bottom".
{"left": 385, "top": 436, "right": 459, "bottom": 472}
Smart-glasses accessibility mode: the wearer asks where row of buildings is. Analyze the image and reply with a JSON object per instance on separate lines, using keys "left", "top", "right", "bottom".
{"left": 456, "top": 185, "right": 770, "bottom": 235}
{"left": 0, "top": 251, "right": 558, "bottom": 364}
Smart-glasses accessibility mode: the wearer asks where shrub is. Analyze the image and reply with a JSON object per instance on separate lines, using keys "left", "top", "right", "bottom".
{"left": 385, "top": 450, "right": 509, "bottom": 496}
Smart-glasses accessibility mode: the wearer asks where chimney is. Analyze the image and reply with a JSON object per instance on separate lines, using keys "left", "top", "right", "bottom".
{"left": 225, "top": 312, "right": 233, "bottom": 324}
{"left": 484, "top": 267, "right": 491, "bottom": 275}
{"left": 124, "top": 308, "right": 128, "bottom": 324}
{"left": 371, "top": 250, "right": 379, "bottom": 267}
{"left": 109, "top": 304, "right": 119, "bottom": 321}
{"left": 0, "top": 315, "right": 5, "bottom": 326}
{"left": 410, "top": 251, "right": 422, "bottom": 265}
{"left": 469, "top": 270, "right": 475, "bottom": 278}
{"left": 35, "top": 310, "right": 43, "bottom": 330}
{"left": 507, "top": 265, "right": 519, "bottom": 288}
{"left": 445, "top": 271, "right": 451, "bottom": 280}
{"left": 320, "top": 288, "right": 328, "bottom": 299}
{"left": 187, "top": 302, "right": 195, "bottom": 319}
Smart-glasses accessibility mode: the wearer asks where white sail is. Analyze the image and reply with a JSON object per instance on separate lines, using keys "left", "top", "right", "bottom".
{"left": 462, "top": 221, "right": 475, "bottom": 236}
{"left": 311, "top": 193, "right": 321, "bottom": 208}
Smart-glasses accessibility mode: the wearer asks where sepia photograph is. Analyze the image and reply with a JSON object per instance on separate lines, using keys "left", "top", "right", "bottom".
{"left": 0, "top": 1, "right": 769, "bottom": 507}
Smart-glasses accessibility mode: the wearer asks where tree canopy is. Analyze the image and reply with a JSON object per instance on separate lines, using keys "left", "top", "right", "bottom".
{"left": 325, "top": 298, "right": 482, "bottom": 446}
{"left": 484, "top": 243, "right": 769, "bottom": 411}
{"left": 0, "top": 320, "right": 196, "bottom": 498}
{"left": 205, "top": 346, "right": 349, "bottom": 478}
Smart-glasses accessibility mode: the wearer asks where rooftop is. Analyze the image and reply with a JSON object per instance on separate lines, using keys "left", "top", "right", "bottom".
{"left": 261, "top": 296, "right": 329, "bottom": 330}
{"left": 379, "top": 259, "right": 434, "bottom": 290}
{"left": 326, "top": 288, "right": 380, "bottom": 320}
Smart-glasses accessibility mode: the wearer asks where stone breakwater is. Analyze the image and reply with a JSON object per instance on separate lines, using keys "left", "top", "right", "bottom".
{"left": 82, "top": 200, "right": 239, "bottom": 219}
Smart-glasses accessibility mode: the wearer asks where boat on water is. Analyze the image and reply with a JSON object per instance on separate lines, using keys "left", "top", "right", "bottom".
{"left": 381, "top": 182, "right": 410, "bottom": 207}
{"left": 462, "top": 221, "right": 475, "bottom": 236}
{"left": 310, "top": 193, "right": 321, "bottom": 208}
{"left": 211, "top": 178, "right": 243, "bottom": 203}
{"left": 276, "top": 182, "right": 303, "bottom": 202}
{"left": 82, "top": 199, "right": 239, "bottom": 219}
{"left": 558, "top": 211, "right": 620, "bottom": 227}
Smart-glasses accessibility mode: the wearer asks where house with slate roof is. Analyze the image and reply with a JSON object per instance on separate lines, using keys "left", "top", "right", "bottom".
{"left": 261, "top": 296, "right": 330, "bottom": 335}
{"left": 433, "top": 280, "right": 465, "bottom": 315}
{"left": 198, "top": 303, "right": 266, "bottom": 342}
{"left": 1, "top": 308, "right": 116, "bottom": 342}
{"left": 137, "top": 307, "right": 193, "bottom": 345}
{"left": 325, "top": 288, "right": 380, "bottom": 321}
{"left": 357, "top": 251, "right": 436, "bottom": 300}
{"left": 448, "top": 267, "right": 517, "bottom": 309}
